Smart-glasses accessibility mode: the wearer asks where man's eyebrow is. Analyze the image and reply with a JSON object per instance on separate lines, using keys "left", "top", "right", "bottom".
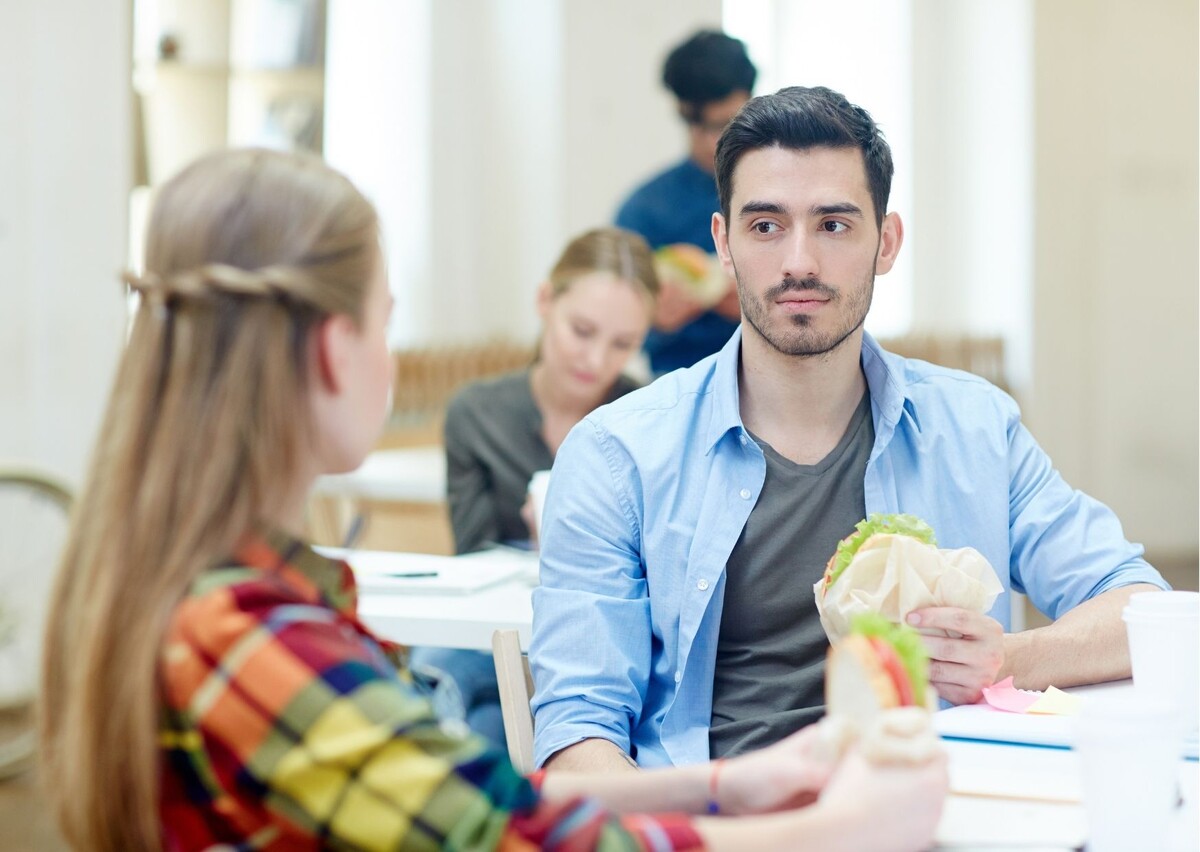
{"left": 812, "top": 202, "right": 865, "bottom": 218}
{"left": 737, "top": 200, "right": 788, "bottom": 218}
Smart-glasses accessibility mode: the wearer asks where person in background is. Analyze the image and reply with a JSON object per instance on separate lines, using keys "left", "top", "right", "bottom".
{"left": 445, "top": 226, "right": 658, "bottom": 554}
{"left": 531, "top": 86, "right": 1168, "bottom": 773}
{"left": 616, "top": 29, "right": 756, "bottom": 375}
{"left": 38, "top": 147, "right": 947, "bottom": 852}
{"left": 413, "top": 226, "right": 659, "bottom": 748}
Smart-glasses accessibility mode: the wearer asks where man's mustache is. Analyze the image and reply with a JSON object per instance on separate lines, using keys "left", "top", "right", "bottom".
{"left": 763, "top": 276, "right": 838, "bottom": 301}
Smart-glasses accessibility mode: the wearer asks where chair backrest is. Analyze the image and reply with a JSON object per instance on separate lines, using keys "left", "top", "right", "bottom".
{"left": 0, "top": 466, "right": 74, "bottom": 780}
{"left": 876, "top": 334, "right": 1009, "bottom": 393}
{"left": 388, "top": 341, "right": 535, "bottom": 446}
{"left": 491, "top": 629, "right": 535, "bottom": 774}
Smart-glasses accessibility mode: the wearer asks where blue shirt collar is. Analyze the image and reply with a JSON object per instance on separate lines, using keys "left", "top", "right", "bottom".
{"left": 704, "top": 326, "right": 920, "bottom": 455}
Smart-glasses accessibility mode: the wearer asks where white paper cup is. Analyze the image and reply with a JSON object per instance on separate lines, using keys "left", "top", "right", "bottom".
{"left": 1076, "top": 695, "right": 1178, "bottom": 852}
{"left": 526, "top": 470, "right": 552, "bottom": 542}
{"left": 1126, "top": 589, "right": 1200, "bottom": 617}
{"left": 1123, "top": 591, "right": 1200, "bottom": 740}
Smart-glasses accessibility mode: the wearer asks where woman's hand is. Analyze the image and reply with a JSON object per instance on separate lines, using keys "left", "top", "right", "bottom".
{"left": 818, "top": 745, "right": 948, "bottom": 852}
{"left": 857, "top": 707, "right": 943, "bottom": 765}
{"left": 717, "top": 717, "right": 854, "bottom": 814}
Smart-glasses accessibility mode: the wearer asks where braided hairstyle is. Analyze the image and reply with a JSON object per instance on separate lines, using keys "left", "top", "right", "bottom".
{"left": 40, "top": 148, "right": 379, "bottom": 851}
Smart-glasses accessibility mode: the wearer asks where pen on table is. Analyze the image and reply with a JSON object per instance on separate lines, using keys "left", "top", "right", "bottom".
{"left": 385, "top": 571, "right": 439, "bottom": 579}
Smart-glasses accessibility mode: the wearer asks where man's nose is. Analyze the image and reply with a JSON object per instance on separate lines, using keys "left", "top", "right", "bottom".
{"left": 781, "top": 232, "right": 820, "bottom": 282}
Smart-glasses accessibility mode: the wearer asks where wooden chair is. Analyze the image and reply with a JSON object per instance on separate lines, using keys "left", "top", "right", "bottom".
{"left": 491, "top": 629, "right": 535, "bottom": 774}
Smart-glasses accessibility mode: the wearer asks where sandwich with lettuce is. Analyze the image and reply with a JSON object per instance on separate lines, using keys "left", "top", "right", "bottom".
{"left": 813, "top": 512, "right": 1003, "bottom": 643}
{"left": 653, "top": 243, "right": 730, "bottom": 306}
{"left": 825, "top": 613, "right": 937, "bottom": 727}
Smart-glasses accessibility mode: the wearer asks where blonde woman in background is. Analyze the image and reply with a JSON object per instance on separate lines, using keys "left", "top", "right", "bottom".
{"left": 418, "top": 227, "right": 659, "bottom": 748}
{"left": 39, "top": 148, "right": 946, "bottom": 852}
{"left": 444, "top": 226, "right": 659, "bottom": 556}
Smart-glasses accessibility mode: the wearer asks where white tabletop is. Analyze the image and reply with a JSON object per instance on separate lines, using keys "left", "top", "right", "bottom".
{"left": 314, "top": 446, "right": 447, "bottom": 504}
{"left": 354, "top": 547, "right": 537, "bottom": 649}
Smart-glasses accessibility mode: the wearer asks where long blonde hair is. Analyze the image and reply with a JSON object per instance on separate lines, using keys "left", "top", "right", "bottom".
{"left": 39, "top": 148, "right": 379, "bottom": 851}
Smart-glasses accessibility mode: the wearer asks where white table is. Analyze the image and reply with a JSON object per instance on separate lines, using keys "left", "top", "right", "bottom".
{"left": 314, "top": 446, "right": 447, "bottom": 504}
{"left": 352, "top": 547, "right": 538, "bottom": 650}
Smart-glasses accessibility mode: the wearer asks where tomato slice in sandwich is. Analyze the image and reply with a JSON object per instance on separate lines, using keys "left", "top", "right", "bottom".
{"left": 866, "top": 636, "right": 915, "bottom": 706}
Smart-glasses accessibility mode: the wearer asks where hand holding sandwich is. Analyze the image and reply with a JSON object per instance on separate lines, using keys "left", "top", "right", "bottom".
{"left": 813, "top": 615, "right": 948, "bottom": 850}
{"left": 906, "top": 606, "right": 1004, "bottom": 705}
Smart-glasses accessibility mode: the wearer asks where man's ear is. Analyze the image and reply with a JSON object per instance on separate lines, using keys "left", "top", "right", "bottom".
{"left": 712, "top": 212, "right": 734, "bottom": 277}
{"left": 875, "top": 212, "right": 904, "bottom": 275}
{"left": 314, "top": 314, "right": 356, "bottom": 394}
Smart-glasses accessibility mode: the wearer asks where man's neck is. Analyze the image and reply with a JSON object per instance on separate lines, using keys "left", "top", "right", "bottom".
{"left": 737, "top": 325, "right": 868, "bottom": 466}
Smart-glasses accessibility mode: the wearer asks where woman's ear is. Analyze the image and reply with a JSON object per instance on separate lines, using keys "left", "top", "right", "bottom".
{"left": 535, "top": 280, "right": 554, "bottom": 320}
{"left": 313, "top": 313, "right": 357, "bottom": 394}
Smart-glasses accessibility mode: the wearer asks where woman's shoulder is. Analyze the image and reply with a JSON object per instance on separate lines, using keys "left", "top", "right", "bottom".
{"left": 446, "top": 369, "right": 533, "bottom": 425}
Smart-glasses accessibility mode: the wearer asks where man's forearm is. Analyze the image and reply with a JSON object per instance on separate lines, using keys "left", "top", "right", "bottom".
{"left": 1001, "top": 583, "right": 1161, "bottom": 689}
{"left": 544, "top": 737, "right": 639, "bottom": 773}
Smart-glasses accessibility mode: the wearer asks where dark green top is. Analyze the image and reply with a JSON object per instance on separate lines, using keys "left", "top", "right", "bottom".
{"left": 443, "top": 369, "right": 641, "bottom": 554}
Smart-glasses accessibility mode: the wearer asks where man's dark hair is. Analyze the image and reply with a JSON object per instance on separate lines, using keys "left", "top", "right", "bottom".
{"left": 662, "top": 30, "right": 757, "bottom": 122}
{"left": 714, "top": 86, "right": 894, "bottom": 228}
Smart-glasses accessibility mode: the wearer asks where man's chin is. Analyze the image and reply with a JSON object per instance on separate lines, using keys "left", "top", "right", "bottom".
{"left": 767, "top": 326, "right": 861, "bottom": 359}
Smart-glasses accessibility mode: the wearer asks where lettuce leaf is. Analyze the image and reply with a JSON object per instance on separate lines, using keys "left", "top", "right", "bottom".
{"left": 825, "top": 512, "right": 937, "bottom": 590}
{"left": 850, "top": 611, "right": 930, "bottom": 706}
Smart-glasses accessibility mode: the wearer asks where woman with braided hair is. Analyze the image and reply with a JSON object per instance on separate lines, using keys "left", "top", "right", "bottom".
{"left": 39, "top": 148, "right": 946, "bottom": 852}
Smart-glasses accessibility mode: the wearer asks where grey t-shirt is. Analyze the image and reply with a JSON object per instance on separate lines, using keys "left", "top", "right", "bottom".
{"left": 443, "top": 370, "right": 640, "bottom": 554}
{"left": 708, "top": 392, "right": 874, "bottom": 758}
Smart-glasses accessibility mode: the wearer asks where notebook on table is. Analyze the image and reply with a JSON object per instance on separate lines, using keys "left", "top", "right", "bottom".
{"left": 936, "top": 700, "right": 1199, "bottom": 759}
{"left": 316, "top": 547, "right": 537, "bottom": 595}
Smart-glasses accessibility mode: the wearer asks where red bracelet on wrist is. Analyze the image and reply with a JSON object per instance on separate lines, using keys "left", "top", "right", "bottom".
{"left": 706, "top": 757, "right": 725, "bottom": 815}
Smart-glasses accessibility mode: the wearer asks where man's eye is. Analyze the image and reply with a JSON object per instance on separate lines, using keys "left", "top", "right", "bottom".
{"left": 753, "top": 221, "right": 779, "bottom": 234}
{"left": 572, "top": 324, "right": 594, "bottom": 338}
{"left": 821, "top": 221, "right": 849, "bottom": 233}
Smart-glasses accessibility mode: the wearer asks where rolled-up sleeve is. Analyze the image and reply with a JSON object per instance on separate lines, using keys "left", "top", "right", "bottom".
{"left": 1006, "top": 402, "right": 1169, "bottom": 619}
{"left": 531, "top": 417, "right": 654, "bottom": 768}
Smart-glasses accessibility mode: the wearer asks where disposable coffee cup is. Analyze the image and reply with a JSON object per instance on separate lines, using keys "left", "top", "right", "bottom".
{"left": 527, "top": 470, "right": 552, "bottom": 544}
{"left": 1076, "top": 695, "right": 1177, "bottom": 852}
{"left": 1123, "top": 590, "right": 1200, "bottom": 742}
{"left": 1126, "top": 589, "right": 1200, "bottom": 617}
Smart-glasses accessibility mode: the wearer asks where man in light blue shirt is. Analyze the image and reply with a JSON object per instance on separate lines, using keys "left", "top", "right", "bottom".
{"left": 530, "top": 86, "right": 1168, "bottom": 772}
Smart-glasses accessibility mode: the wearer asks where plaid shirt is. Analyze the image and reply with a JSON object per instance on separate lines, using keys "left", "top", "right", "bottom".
{"left": 159, "top": 532, "right": 704, "bottom": 851}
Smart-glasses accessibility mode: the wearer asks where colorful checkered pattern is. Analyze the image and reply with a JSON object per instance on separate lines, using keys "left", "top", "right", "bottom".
{"left": 158, "top": 532, "right": 704, "bottom": 850}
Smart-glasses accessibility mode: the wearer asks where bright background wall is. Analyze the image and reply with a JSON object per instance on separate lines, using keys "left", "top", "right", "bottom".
{"left": 0, "top": 0, "right": 1195, "bottom": 563}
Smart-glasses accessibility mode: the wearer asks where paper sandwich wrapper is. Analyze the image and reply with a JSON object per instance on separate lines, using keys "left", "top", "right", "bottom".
{"left": 814, "top": 533, "right": 1004, "bottom": 643}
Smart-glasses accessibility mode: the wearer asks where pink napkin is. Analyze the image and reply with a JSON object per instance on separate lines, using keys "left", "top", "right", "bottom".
{"left": 980, "top": 676, "right": 1080, "bottom": 716}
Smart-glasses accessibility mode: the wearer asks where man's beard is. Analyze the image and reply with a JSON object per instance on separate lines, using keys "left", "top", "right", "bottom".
{"left": 736, "top": 270, "right": 873, "bottom": 358}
